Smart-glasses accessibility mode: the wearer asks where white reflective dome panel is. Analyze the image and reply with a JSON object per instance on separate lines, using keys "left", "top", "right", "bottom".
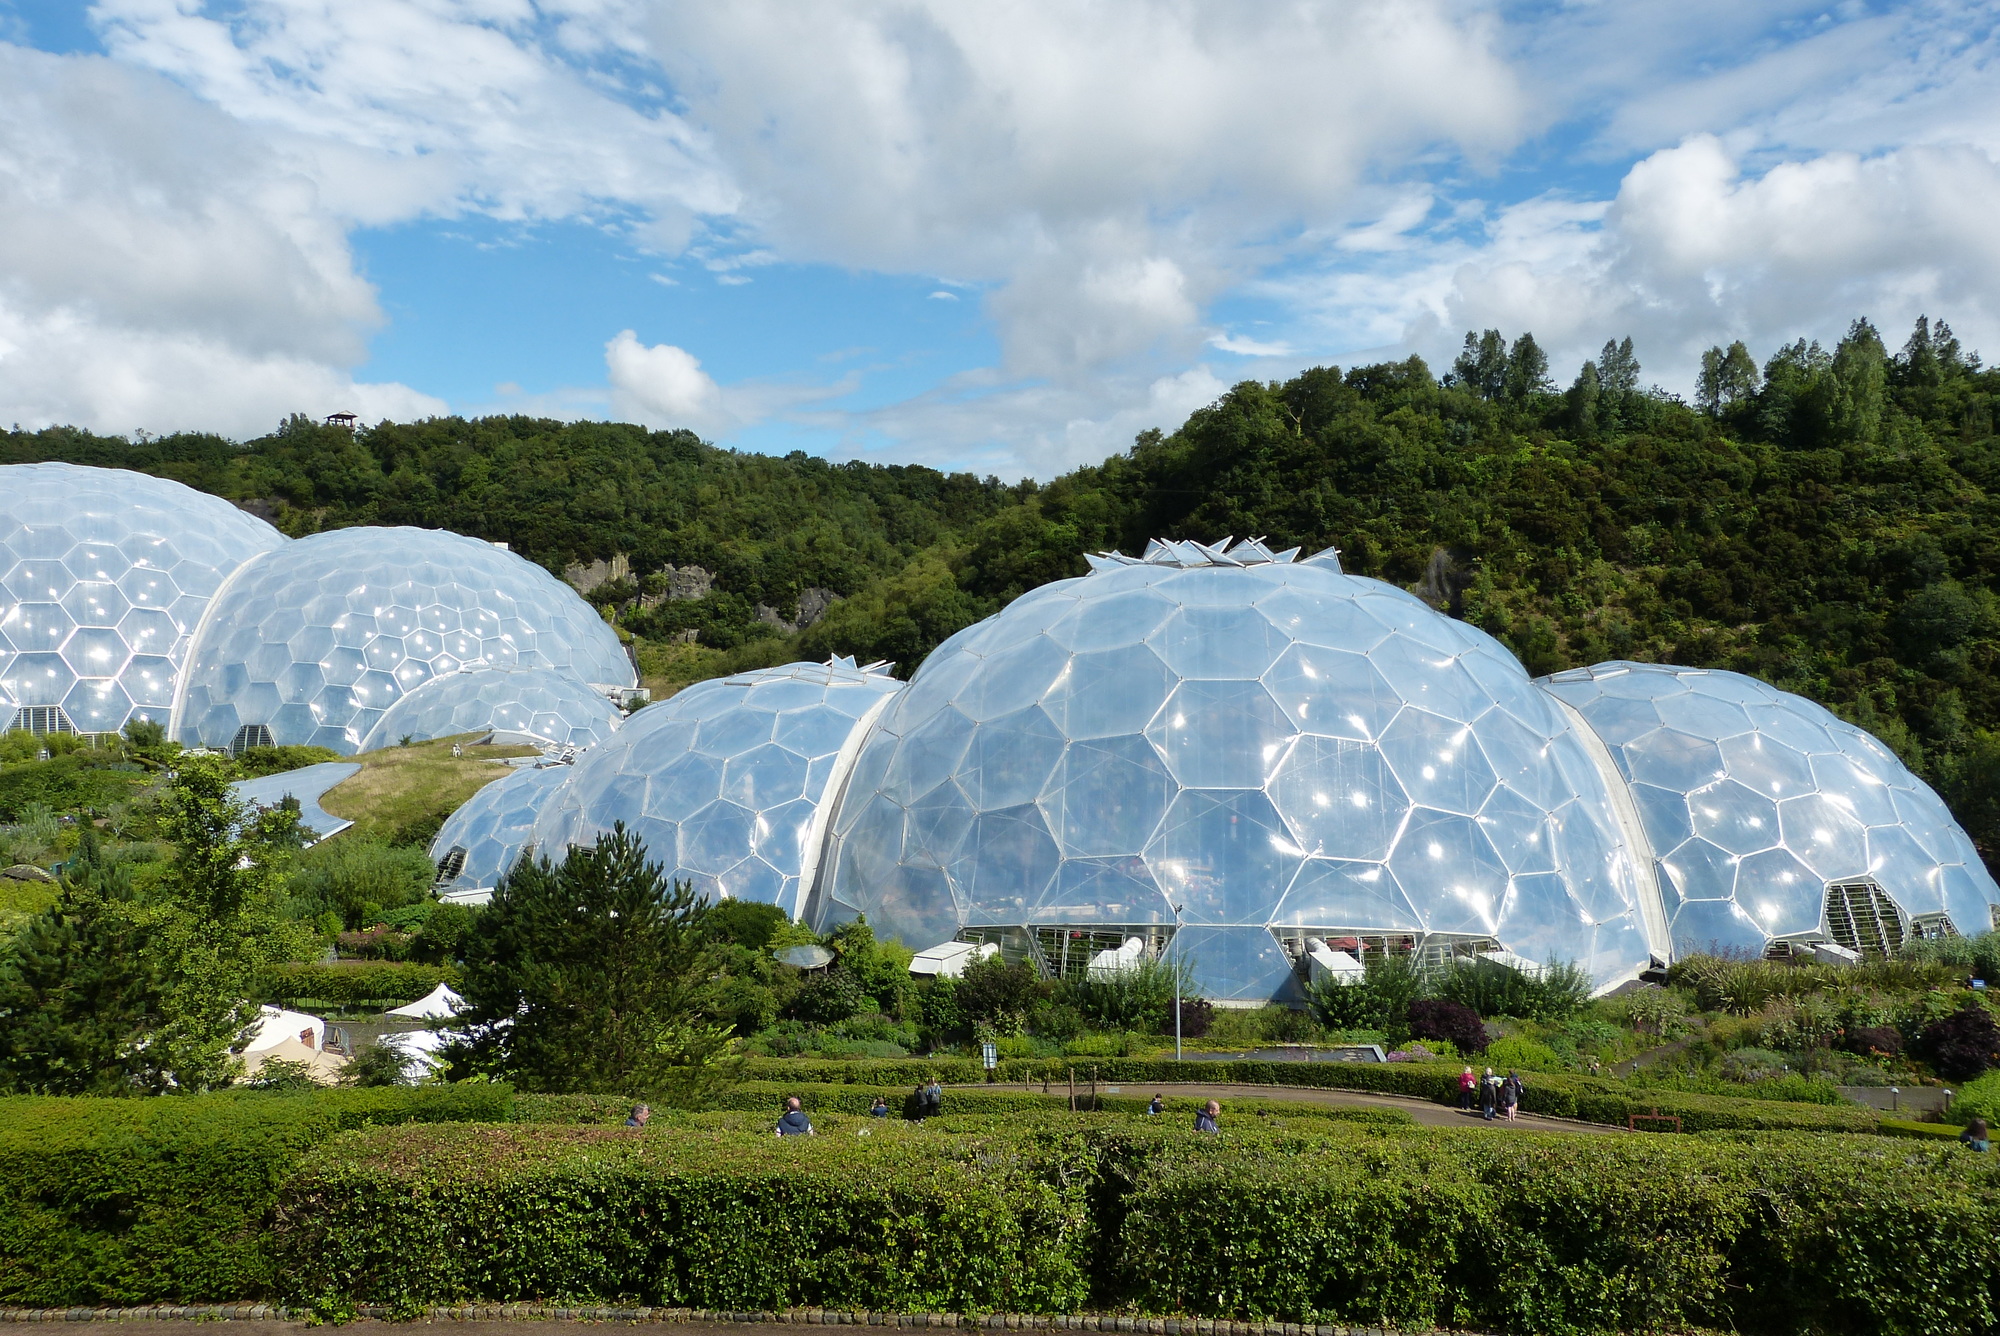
{"left": 819, "top": 548, "right": 1654, "bottom": 1000}
{"left": 1540, "top": 661, "right": 2000, "bottom": 952}
{"left": 531, "top": 659, "right": 904, "bottom": 918}
{"left": 357, "top": 666, "right": 622, "bottom": 752}
{"left": 431, "top": 762, "right": 574, "bottom": 891}
{"left": 0, "top": 463, "right": 286, "bottom": 733}
{"left": 175, "top": 526, "right": 633, "bottom": 753}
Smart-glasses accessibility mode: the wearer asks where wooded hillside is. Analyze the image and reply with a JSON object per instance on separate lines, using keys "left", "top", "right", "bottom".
{"left": 9, "top": 315, "right": 2000, "bottom": 864}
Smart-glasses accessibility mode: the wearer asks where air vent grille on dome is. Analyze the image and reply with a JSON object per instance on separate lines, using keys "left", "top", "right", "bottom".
{"left": 13, "top": 706, "right": 76, "bottom": 736}
{"left": 1083, "top": 535, "right": 1333, "bottom": 571}
{"left": 230, "top": 724, "right": 275, "bottom": 755}
{"left": 1824, "top": 879, "right": 1906, "bottom": 959}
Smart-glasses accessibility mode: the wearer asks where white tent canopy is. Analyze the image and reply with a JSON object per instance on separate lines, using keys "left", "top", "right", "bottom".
{"left": 386, "top": 982, "right": 463, "bottom": 1020}
{"left": 244, "top": 1005, "right": 325, "bottom": 1053}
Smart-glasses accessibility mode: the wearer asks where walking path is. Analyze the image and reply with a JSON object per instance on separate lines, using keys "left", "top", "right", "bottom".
{"left": 972, "top": 1080, "right": 1622, "bottom": 1133}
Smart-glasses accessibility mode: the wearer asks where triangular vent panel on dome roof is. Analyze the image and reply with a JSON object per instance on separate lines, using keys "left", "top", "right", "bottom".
{"left": 1084, "top": 536, "right": 1336, "bottom": 572}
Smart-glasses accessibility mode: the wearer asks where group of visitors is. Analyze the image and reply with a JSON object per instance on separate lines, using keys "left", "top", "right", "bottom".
{"left": 1458, "top": 1065, "right": 1526, "bottom": 1120}
{"left": 1145, "top": 1093, "right": 1221, "bottom": 1132}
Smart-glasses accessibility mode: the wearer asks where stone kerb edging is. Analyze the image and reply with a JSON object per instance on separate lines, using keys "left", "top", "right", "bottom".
{"left": 0, "top": 1306, "right": 1462, "bottom": 1335}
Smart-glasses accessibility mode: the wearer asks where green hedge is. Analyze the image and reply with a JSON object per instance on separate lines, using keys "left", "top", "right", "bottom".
{"left": 276, "top": 1122, "right": 1094, "bottom": 1313}
{"left": 270, "top": 1115, "right": 2000, "bottom": 1332}
{"left": 763, "top": 1056, "right": 1880, "bottom": 1134}
{"left": 0, "top": 1085, "right": 512, "bottom": 1306}
{"left": 257, "top": 962, "right": 453, "bottom": 1009}
{"left": 1105, "top": 1122, "right": 2000, "bottom": 1335}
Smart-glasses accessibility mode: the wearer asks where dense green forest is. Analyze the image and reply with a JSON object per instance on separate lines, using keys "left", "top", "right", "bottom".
{"left": 8, "top": 315, "right": 2000, "bottom": 864}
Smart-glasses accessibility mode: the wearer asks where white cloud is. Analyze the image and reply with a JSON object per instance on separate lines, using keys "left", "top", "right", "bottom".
{"left": 10, "top": 0, "right": 2000, "bottom": 471}
{"left": 605, "top": 330, "right": 727, "bottom": 432}
{"left": 0, "top": 43, "right": 439, "bottom": 436}
{"left": 641, "top": 0, "right": 1523, "bottom": 386}
{"left": 1209, "top": 333, "right": 1295, "bottom": 358}
{"left": 89, "top": 0, "right": 737, "bottom": 227}
{"left": 1282, "top": 133, "right": 2000, "bottom": 395}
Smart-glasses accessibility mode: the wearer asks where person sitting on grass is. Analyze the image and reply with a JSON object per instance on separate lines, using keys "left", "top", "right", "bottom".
{"left": 1962, "top": 1117, "right": 1991, "bottom": 1152}
{"left": 776, "top": 1095, "right": 815, "bottom": 1137}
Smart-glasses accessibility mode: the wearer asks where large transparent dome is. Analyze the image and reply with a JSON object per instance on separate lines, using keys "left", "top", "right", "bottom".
{"left": 815, "top": 539, "right": 1657, "bottom": 1000}
{"left": 532, "top": 658, "right": 903, "bottom": 918}
{"left": 356, "top": 666, "right": 623, "bottom": 752}
{"left": 173, "top": 526, "right": 633, "bottom": 753}
{"left": 431, "top": 762, "right": 574, "bottom": 893}
{"left": 1541, "top": 662, "right": 2000, "bottom": 953}
{"left": 0, "top": 463, "right": 285, "bottom": 734}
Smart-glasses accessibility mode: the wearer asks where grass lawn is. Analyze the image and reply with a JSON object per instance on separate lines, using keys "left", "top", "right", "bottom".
{"left": 320, "top": 734, "right": 539, "bottom": 844}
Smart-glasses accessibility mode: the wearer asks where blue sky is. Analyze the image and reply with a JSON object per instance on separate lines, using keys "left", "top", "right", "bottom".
{"left": 1, "top": 1, "right": 1997, "bottom": 478}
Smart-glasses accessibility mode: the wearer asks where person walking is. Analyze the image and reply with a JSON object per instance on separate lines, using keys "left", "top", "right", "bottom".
{"left": 924, "top": 1076, "right": 944, "bottom": 1117}
{"left": 1194, "top": 1099, "right": 1221, "bottom": 1133}
{"left": 1458, "top": 1066, "right": 1477, "bottom": 1112}
{"left": 1480, "top": 1067, "right": 1498, "bottom": 1120}
{"left": 1501, "top": 1071, "right": 1522, "bottom": 1121}
{"left": 1147, "top": 1093, "right": 1165, "bottom": 1116}
{"left": 775, "top": 1095, "right": 815, "bottom": 1137}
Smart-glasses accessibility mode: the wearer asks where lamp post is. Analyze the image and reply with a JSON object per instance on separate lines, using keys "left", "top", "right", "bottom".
{"left": 1170, "top": 902, "right": 1185, "bottom": 1062}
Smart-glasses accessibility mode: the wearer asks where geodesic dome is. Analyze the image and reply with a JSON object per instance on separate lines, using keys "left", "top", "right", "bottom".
{"left": 173, "top": 526, "right": 633, "bottom": 754}
{"left": 814, "top": 538, "right": 1658, "bottom": 1001}
{"left": 531, "top": 658, "right": 903, "bottom": 918}
{"left": 430, "top": 762, "right": 574, "bottom": 892}
{"left": 1540, "top": 662, "right": 2000, "bottom": 955}
{"left": 0, "top": 463, "right": 285, "bottom": 735}
{"left": 356, "top": 666, "right": 623, "bottom": 752}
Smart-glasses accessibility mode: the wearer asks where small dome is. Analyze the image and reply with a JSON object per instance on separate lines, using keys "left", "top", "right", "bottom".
{"left": 1542, "top": 661, "right": 2000, "bottom": 952}
{"left": 532, "top": 658, "right": 903, "bottom": 917}
{"left": 818, "top": 541, "right": 1657, "bottom": 999}
{"left": 357, "top": 666, "right": 623, "bottom": 752}
{"left": 430, "top": 763, "right": 574, "bottom": 892}
{"left": 174, "top": 526, "right": 632, "bottom": 753}
{"left": 0, "top": 463, "right": 285, "bottom": 734}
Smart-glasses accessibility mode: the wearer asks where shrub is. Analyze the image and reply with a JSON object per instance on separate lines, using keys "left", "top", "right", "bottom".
{"left": 276, "top": 1122, "right": 1094, "bottom": 1312}
{"left": 789, "top": 968, "right": 867, "bottom": 1024}
{"left": 955, "top": 952, "right": 1042, "bottom": 1029}
{"left": 1172, "top": 996, "right": 1213, "bottom": 1039}
{"left": 1106, "top": 1122, "right": 2000, "bottom": 1334}
{"left": 1844, "top": 1024, "right": 1905, "bottom": 1058}
{"left": 233, "top": 746, "right": 343, "bottom": 780}
{"left": 1913, "top": 1002, "right": 2000, "bottom": 1082}
{"left": 287, "top": 839, "right": 435, "bottom": 931}
{"left": 257, "top": 962, "right": 451, "bottom": 1010}
{"left": 1949, "top": 1067, "right": 2000, "bottom": 1126}
{"left": 1483, "top": 1035, "right": 1562, "bottom": 1072}
{"left": 1436, "top": 957, "right": 1590, "bottom": 1021}
{"left": 1407, "top": 998, "right": 1487, "bottom": 1055}
{"left": 0, "top": 1086, "right": 513, "bottom": 1305}
{"left": 1304, "top": 953, "right": 1421, "bottom": 1033}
